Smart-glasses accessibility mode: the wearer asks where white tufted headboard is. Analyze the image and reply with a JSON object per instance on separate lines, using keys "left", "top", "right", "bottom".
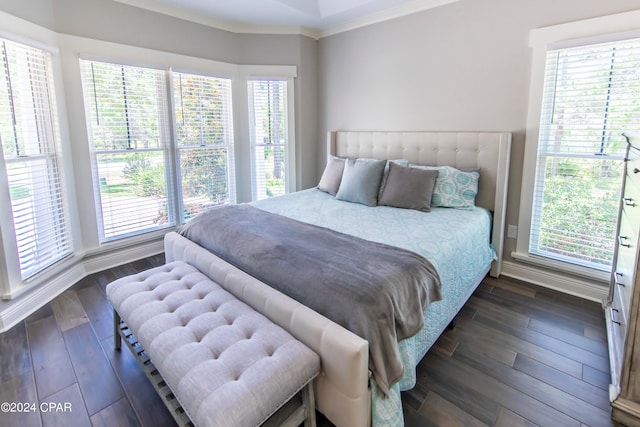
{"left": 327, "top": 131, "right": 512, "bottom": 277}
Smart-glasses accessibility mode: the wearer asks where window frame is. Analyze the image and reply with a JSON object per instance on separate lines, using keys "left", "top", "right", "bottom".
{"left": 80, "top": 59, "right": 241, "bottom": 242}
{"left": 80, "top": 59, "right": 175, "bottom": 242}
{"left": 514, "top": 10, "right": 640, "bottom": 281}
{"left": 0, "top": 37, "right": 74, "bottom": 296}
{"left": 75, "top": 46, "right": 297, "bottom": 244}
{"left": 170, "top": 69, "right": 237, "bottom": 223}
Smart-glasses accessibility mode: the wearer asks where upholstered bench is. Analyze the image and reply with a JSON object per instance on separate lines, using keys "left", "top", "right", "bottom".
{"left": 106, "top": 261, "right": 320, "bottom": 427}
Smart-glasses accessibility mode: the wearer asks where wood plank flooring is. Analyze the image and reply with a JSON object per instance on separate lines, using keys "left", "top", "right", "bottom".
{"left": 0, "top": 256, "right": 616, "bottom": 427}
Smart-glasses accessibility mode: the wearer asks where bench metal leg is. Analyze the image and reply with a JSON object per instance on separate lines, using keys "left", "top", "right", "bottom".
{"left": 302, "top": 381, "right": 316, "bottom": 427}
{"left": 113, "top": 309, "right": 122, "bottom": 350}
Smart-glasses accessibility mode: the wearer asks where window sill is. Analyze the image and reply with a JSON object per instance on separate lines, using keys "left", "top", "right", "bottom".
{"left": 85, "top": 228, "right": 171, "bottom": 259}
{"left": 511, "top": 251, "right": 610, "bottom": 284}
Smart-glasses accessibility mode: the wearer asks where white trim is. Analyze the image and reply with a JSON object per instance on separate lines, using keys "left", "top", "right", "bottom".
{"left": 113, "top": 0, "right": 460, "bottom": 39}
{"left": 511, "top": 251, "right": 610, "bottom": 282}
{"left": 285, "top": 77, "right": 297, "bottom": 194}
{"left": 0, "top": 236, "right": 163, "bottom": 333}
{"left": 0, "top": 263, "right": 85, "bottom": 332}
{"left": 1, "top": 254, "right": 84, "bottom": 301}
{"left": 516, "top": 9, "right": 640, "bottom": 276}
{"left": 0, "top": 11, "right": 59, "bottom": 52}
{"left": 113, "top": 0, "right": 320, "bottom": 39}
{"left": 501, "top": 260, "right": 609, "bottom": 303}
{"left": 238, "top": 65, "right": 298, "bottom": 79}
{"left": 81, "top": 237, "right": 164, "bottom": 275}
{"left": 64, "top": 35, "right": 238, "bottom": 76}
{"left": 529, "top": 9, "right": 640, "bottom": 49}
{"left": 0, "top": 156, "right": 19, "bottom": 296}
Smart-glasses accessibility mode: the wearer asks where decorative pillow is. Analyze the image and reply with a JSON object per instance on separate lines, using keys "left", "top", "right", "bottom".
{"left": 335, "top": 158, "right": 386, "bottom": 206}
{"left": 379, "top": 159, "right": 410, "bottom": 198}
{"left": 410, "top": 165, "right": 480, "bottom": 208}
{"left": 378, "top": 162, "right": 438, "bottom": 211}
{"left": 317, "top": 156, "right": 345, "bottom": 196}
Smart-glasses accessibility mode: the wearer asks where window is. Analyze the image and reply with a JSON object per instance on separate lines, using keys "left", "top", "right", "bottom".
{"left": 248, "top": 79, "right": 293, "bottom": 200}
{"left": 80, "top": 60, "right": 235, "bottom": 241}
{"left": 528, "top": 38, "right": 640, "bottom": 270}
{"left": 80, "top": 61, "right": 171, "bottom": 240}
{"left": 0, "top": 39, "right": 72, "bottom": 280}
{"left": 172, "top": 71, "right": 235, "bottom": 221}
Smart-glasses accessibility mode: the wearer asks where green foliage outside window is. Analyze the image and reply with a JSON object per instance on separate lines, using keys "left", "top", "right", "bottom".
{"left": 121, "top": 153, "right": 166, "bottom": 197}
{"left": 538, "top": 157, "right": 622, "bottom": 266}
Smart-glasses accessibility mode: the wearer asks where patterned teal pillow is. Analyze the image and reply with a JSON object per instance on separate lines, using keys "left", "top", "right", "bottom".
{"left": 410, "top": 165, "right": 480, "bottom": 208}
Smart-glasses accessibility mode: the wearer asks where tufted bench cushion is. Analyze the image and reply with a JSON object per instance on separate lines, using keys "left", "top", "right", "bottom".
{"left": 106, "top": 260, "right": 320, "bottom": 427}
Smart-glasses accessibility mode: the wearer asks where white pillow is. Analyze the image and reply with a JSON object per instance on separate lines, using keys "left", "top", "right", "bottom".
{"left": 317, "top": 156, "right": 345, "bottom": 196}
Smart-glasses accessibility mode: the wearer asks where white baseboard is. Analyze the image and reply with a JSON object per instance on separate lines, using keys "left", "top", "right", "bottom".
{"left": 0, "top": 263, "right": 86, "bottom": 332}
{"left": 501, "top": 260, "right": 609, "bottom": 303}
{"left": 0, "top": 238, "right": 164, "bottom": 332}
{"left": 83, "top": 238, "right": 164, "bottom": 276}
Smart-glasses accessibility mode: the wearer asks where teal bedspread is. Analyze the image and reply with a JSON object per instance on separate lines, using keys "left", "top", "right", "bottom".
{"left": 253, "top": 189, "right": 496, "bottom": 426}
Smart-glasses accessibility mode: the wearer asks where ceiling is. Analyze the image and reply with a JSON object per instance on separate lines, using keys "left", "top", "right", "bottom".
{"left": 114, "top": 0, "right": 458, "bottom": 38}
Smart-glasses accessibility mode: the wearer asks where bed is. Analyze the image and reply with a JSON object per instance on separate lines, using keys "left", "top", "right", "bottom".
{"left": 165, "top": 130, "right": 512, "bottom": 427}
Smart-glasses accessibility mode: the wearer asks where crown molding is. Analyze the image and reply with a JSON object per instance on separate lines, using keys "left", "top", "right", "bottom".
{"left": 114, "top": 0, "right": 321, "bottom": 39}
{"left": 114, "top": 0, "right": 459, "bottom": 40}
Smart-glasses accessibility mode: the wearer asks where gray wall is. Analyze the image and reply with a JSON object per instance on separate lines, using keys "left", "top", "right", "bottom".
{"left": 0, "top": 0, "right": 318, "bottom": 244}
{"left": 318, "top": 0, "right": 640, "bottom": 267}
{"left": 0, "top": 0, "right": 56, "bottom": 29}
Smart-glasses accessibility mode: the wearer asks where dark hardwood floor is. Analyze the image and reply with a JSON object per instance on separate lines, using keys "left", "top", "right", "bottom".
{"left": 0, "top": 256, "right": 616, "bottom": 427}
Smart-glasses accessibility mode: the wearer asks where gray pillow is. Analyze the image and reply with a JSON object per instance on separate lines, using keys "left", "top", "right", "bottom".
{"left": 378, "top": 161, "right": 438, "bottom": 211}
{"left": 378, "top": 159, "right": 410, "bottom": 198}
{"left": 317, "top": 156, "right": 345, "bottom": 196}
{"left": 335, "top": 158, "right": 386, "bottom": 206}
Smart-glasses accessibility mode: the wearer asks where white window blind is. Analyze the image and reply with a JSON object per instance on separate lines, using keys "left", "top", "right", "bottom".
{"left": 0, "top": 39, "right": 72, "bottom": 279}
{"left": 172, "top": 72, "right": 234, "bottom": 221}
{"left": 531, "top": 38, "right": 640, "bottom": 270}
{"left": 248, "top": 80, "right": 288, "bottom": 200}
{"left": 80, "top": 60, "right": 172, "bottom": 241}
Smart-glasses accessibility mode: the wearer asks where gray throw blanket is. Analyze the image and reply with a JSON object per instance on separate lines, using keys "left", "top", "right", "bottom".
{"left": 180, "top": 204, "right": 442, "bottom": 396}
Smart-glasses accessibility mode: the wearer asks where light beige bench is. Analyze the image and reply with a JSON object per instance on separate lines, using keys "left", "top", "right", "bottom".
{"left": 106, "top": 260, "right": 320, "bottom": 427}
